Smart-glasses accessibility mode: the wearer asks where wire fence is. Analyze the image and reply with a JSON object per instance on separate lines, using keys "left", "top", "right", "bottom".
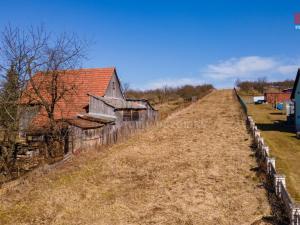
{"left": 233, "top": 88, "right": 247, "bottom": 114}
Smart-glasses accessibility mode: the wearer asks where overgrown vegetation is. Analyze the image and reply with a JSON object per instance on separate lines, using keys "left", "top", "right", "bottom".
{"left": 0, "top": 65, "right": 20, "bottom": 177}
{"left": 126, "top": 84, "right": 214, "bottom": 119}
{"left": 126, "top": 84, "right": 214, "bottom": 104}
{"left": 236, "top": 77, "right": 294, "bottom": 95}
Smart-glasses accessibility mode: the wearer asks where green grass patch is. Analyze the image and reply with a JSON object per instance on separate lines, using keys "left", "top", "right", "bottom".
{"left": 246, "top": 103, "right": 300, "bottom": 202}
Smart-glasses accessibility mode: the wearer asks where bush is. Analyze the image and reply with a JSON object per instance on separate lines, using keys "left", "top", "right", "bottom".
{"left": 126, "top": 84, "right": 214, "bottom": 104}
{"left": 236, "top": 78, "right": 294, "bottom": 95}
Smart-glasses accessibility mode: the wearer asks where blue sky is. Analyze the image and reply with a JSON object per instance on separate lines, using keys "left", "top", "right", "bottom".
{"left": 0, "top": 0, "right": 299, "bottom": 89}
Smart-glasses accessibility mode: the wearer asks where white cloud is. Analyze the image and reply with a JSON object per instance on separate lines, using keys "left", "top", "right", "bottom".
{"left": 139, "top": 56, "right": 299, "bottom": 90}
{"left": 277, "top": 65, "right": 299, "bottom": 74}
{"left": 145, "top": 78, "right": 204, "bottom": 90}
{"left": 202, "top": 56, "right": 299, "bottom": 81}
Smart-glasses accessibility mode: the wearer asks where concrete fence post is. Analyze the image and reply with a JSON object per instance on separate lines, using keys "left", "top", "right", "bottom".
{"left": 264, "top": 146, "right": 270, "bottom": 157}
{"left": 274, "top": 174, "right": 286, "bottom": 198}
{"left": 248, "top": 116, "right": 254, "bottom": 128}
{"left": 260, "top": 138, "right": 264, "bottom": 149}
{"left": 257, "top": 137, "right": 261, "bottom": 149}
{"left": 266, "top": 157, "right": 276, "bottom": 175}
{"left": 248, "top": 116, "right": 252, "bottom": 122}
{"left": 253, "top": 126, "right": 256, "bottom": 134}
{"left": 245, "top": 114, "right": 300, "bottom": 225}
{"left": 257, "top": 137, "right": 264, "bottom": 152}
{"left": 253, "top": 126, "right": 258, "bottom": 136}
{"left": 290, "top": 205, "right": 300, "bottom": 225}
{"left": 254, "top": 131, "right": 261, "bottom": 145}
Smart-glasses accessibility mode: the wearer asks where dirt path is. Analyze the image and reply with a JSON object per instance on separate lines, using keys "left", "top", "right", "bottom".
{"left": 0, "top": 90, "right": 271, "bottom": 225}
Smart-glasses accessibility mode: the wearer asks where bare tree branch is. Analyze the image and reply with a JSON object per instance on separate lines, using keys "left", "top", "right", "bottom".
{"left": 0, "top": 24, "right": 87, "bottom": 175}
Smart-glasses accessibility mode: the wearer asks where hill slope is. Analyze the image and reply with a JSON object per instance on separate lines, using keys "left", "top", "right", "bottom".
{"left": 0, "top": 90, "right": 271, "bottom": 225}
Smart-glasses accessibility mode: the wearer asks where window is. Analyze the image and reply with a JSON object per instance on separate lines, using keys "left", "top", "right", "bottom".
{"left": 122, "top": 110, "right": 140, "bottom": 121}
{"left": 123, "top": 110, "right": 131, "bottom": 121}
{"left": 132, "top": 111, "right": 139, "bottom": 121}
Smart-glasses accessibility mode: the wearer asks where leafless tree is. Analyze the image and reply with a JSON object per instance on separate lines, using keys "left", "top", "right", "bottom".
{"left": 256, "top": 76, "right": 267, "bottom": 93}
{"left": 0, "top": 25, "right": 87, "bottom": 175}
{"left": 122, "top": 82, "right": 130, "bottom": 98}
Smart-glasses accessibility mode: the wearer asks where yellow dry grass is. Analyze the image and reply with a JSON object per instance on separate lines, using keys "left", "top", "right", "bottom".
{"left": 0, "top": 90, "right": 271, "bottom": 225}
{"left": 154, "top": 98, "right": 190, "bottom": 120}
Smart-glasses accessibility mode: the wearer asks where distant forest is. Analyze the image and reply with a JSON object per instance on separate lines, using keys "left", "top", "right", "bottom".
{"left": 235, "top": 77, "right": 294, "bottom": 95}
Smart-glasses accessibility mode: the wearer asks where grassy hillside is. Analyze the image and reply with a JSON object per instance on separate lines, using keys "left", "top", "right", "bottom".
{"left": 0, "top": 90, "right": 270, "bottom": 225}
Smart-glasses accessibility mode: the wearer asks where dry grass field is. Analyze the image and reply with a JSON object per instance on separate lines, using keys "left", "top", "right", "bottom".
{"left": 154, "top": 98, "right": 191, "bottom": 119}
{"left": 0, "top": 90, "right": 271, "bottom": 225}
{"left": 247, "top": 103, "right": 300, "bottom": 202}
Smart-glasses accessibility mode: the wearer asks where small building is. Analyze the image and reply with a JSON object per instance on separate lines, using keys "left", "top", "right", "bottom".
{"left": 264, "top": 92, "right": 291, "bottom": 104}
{"left": 291, "top": 69, "right": 300, "bottom": 132}
{"left": 20, "top": 67, "right": 158, "bottom": 154}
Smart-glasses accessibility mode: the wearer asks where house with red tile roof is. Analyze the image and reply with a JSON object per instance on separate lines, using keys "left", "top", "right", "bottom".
{"left": 20, "top": 67, "right": 158, "bottom": 154}
{"left": 20, "top": 67, "right": 122, "bottom": 128}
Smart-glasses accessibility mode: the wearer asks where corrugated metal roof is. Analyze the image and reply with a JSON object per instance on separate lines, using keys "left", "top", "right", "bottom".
{"left": 78, "top": 113, "right": 116, "bottom": 123}
{"left": 91, "top": 96, "right": 147, "bottom": 110}
{"left": 126, "top": 98, "right": 157, "bottom": 111}
{"left": 66, "top": 118, "right": 104, "bottom": 129}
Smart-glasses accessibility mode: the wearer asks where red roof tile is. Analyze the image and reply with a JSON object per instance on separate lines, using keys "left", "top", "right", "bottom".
{"left": 21, "top": 68, "right": 115, "bottom": 127}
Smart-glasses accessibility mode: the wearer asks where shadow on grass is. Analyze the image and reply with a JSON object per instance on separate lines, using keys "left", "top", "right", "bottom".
{"left": 270, "top": 112, "right": 285, "bottom": 115}
{"left": 255, "top": 120, "right": 295, "bottom": 134}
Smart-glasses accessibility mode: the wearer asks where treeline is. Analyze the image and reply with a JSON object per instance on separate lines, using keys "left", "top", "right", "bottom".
{"left": 125, "top": 84, "right": 214, "bottom": 104}
{"left": 236, "top": 78, "right": 294, "bottom": 95}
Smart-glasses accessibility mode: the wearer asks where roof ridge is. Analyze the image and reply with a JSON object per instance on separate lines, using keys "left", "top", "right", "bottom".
{"left": 64, "top": 67, "right": 116, "bottom": 73}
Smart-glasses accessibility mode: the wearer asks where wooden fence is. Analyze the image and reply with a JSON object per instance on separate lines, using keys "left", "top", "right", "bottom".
{"left": 234, "top": 89, "right": 300, "bottom": 225}
{"left": 69, "top": 112, "right": 159, "bottom": 153}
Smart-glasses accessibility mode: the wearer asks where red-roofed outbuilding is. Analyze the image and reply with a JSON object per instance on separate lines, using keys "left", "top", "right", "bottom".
{"left": 20, "top": 67, "right": 158, "bottom": 154}
{"left": 20, "top": 67, "right": 124, "bottom": 130}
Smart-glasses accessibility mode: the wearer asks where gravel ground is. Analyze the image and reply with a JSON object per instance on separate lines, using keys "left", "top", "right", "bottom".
{"left": 0, "top": 90, "right": 271, "bottom": 225}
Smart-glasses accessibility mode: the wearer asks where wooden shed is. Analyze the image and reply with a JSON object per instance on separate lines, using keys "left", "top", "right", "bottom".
{"left": 20, "top": 67, "right": 158, "bottom": 155}
{"left": 264, "top": 92, "right": 291, "bottom": 104}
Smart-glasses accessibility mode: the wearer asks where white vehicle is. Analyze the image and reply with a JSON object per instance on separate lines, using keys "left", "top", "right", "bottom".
{"left": 253, "top": 96, "right": 265, "bottom": 104}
